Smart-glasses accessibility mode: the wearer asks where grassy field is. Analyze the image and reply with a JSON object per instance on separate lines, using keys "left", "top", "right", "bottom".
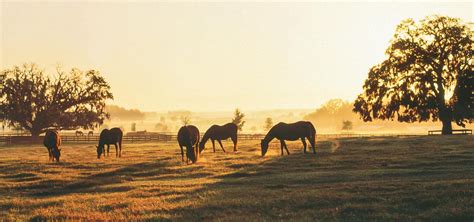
{"left": 0, "top": 135, "right": 473, "bottom": 221}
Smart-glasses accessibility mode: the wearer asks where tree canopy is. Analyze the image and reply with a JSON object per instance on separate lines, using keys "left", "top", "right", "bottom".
{"left": 0, "top": 63, "right": 113, "bottom": 136}
{"left": 232, "top": 109, "right": 245, "bottom": 131}
{"left": 354, "top": 15, "right": 474, "bottom": 134}
{"left": 264, "top": 117, "right": 273, "bottom": 131}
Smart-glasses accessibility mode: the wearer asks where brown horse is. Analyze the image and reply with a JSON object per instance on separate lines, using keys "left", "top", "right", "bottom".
{"left": 96, "top": 128, "right": 123, "bottom": 159}
{"left": 261, "top": 121, "right": 316, "bottom": 156}
{"left": 177, "top": 125, "right": 200, "bottom": 163}
{"left": 43, "top": 130, "right": 62, "bottom": 162}
{"left": 199, "top": 123, "right": 238, "bottom": 153}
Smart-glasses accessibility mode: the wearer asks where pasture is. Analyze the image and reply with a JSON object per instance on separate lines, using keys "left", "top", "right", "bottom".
{"left": 0, "top": 135, "right": 473, "bottom": 221}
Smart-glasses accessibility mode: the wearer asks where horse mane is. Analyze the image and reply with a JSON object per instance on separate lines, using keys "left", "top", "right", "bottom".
{"left": 262, "top": 123, "right": 282, "bottom": 144}
{"left": 200, "top": 125, "right": 217, "bottom": 145}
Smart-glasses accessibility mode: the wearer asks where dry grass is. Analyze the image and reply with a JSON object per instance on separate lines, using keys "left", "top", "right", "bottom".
{"left": 0, "top": 135, "right": 473, "bottom": 221}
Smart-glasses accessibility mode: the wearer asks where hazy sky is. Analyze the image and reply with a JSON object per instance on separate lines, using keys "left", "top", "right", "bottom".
{"left": 1, "top": 1, "right": 472, "bottom": 112}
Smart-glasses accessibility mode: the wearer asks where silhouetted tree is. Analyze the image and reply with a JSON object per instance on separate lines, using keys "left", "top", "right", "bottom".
{"left": 354, "top": 16, "right": 474, "bottom": 134}
{"left": 342, "top": 120, "right": 353, "bottom": 131}
{"left": 180, "top": 116, "right": 191, "bottom": 126}
{"left": 232, "top": 109, "right": 245, "bottom": 131}
{"left": 131, "top": 123, "right": 136, "bottom": 132}
{"left": 0, "top": 63, "right": 113, "bottom": 137}
{"left": 155, "top": 122, "right": 169, "bottom": 132}
{"left": 264, "top": 117, "right": 273, "bottom": 131}
{"left": 105, "top": 105, "right": 145, "bottom": 121}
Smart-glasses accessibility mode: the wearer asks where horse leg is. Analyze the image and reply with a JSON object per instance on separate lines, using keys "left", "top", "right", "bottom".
{"left": 212, "top": 140, "right": 216, "bottom": 153}
{"left": 114, "top": 143, "right": 119, "bottom": 157}
{"left": 231, "top": 136, "right": 237, "bottom": 152}
{"left": 217, "top": 140, "right": 226, "bottom": 153}
{"left": 119, "top": 140, "right": 122, "bottom": 157}
{"left": 283, "top": 141, "right": 290, "bottom": 155}
{"left": 194, "top": 138, "right": 199, "bottom": 161}
{"left": 107, "top": 144, "right": 110, "bottom": 156}
{"left": 309, "top": 136, "right": 316, "bottom": 154}
{"left": 48, "top": 148, "right": 52, "bottom": 162}
{"left": 301, "top": 137, "right": 307, "bottom": 154}
{"left": 280, "top": 140, "right": 285, "bottom": 156}
{"left": 180, "top": 146, "right": 185, "bottom": 162}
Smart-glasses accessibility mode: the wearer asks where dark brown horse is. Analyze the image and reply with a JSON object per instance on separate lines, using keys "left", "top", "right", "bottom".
{"left": 261, "top": 121, "right": 316, "bottom": 156}
{"left": 177, "top": 125, "right": 200, "bottom": 163}
{"left": 43, "top": 130, "right": 62, "bottom": 162}
{"left": 97, "top": 128, "right": 123, "bottom": 159}
{"left": 199, "top": 123, "right": 238, "bottom": 153}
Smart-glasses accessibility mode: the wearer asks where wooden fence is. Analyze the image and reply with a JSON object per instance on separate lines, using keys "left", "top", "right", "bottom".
{"left": 0, "top": 133, "right": 430, "bottom": 146}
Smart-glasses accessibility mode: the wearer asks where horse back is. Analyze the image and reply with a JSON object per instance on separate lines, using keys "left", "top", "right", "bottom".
{"left": 99, "top": 128, "right": 123, "bottom": 145}
{"left": 272, "top": 121, "right": 314, "bottom": 140}
{"left": 178, "top": 125, "right": 200, "bottom": 146}
{"left": 209, "top": 123, "right": 237, "bottom": 140}
{"left": 44, "top": 131, "right": 60, "bottom": 148}
{"left": 186, "top": 125, "right": 200, "bottom": 145}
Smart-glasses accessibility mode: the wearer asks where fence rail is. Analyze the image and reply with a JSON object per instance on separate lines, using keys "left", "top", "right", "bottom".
{"left": 0, "top": 133, "right": 433, "bottom": 146}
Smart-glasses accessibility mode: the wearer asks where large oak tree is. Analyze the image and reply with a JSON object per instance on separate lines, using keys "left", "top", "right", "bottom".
{"left": 354, "top": 16, "right": 473, "bottom": 134}
{"left": 0, "top": 63, "right": 114, "bottom": 137}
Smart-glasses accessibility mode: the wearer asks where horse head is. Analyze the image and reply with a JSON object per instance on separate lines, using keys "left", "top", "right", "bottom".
{"left": 198, "top": 141, "right": 205, "bottom": 153}
{"left": 96, "top": 145, "right": 104, "bottom": 159}
{"left": 186, "top": 144, "right": 197, "bottom": 163}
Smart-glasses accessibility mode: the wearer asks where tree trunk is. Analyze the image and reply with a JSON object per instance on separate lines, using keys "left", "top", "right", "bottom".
{"left": 439, "top": 108, "right": 453, "bottom": 135}
{"left": 30, "top": 130, "right": 41, "bottom": 143}
{"left": 441, "top": 119, "right": 453, "bottom": 135}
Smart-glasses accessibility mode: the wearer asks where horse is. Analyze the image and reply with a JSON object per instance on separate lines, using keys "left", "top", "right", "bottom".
{"left": 75, "top": 130, "right": 84, "bottom": 136}
{"left": 261, "top": 121, "right": 316, "bottom": 157}
{"left": 43, "top": 130, "right": 62, "bottom": 162}
{"left": 199, "top": 123, "right": 238, "bottom": 153}
{"left": 87, "top": 131, "right": 93, "bottom": 136}
{"left": 96, "top": 128, "right": 123, "bottom": 159}
{"left": 177, "top": 125, "right": 200, "bottom": 163}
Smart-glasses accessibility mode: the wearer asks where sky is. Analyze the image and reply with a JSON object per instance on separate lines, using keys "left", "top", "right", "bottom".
{"left": 1, "top": 1, "right": 472, "bottom": 112}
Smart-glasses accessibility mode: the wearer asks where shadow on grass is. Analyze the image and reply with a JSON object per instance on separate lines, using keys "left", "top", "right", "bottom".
{"left": 163, "top": 136, "right": 474, "bottom": 221}
{"left": 18, "top": 159, "right": 200, "bottom": 197}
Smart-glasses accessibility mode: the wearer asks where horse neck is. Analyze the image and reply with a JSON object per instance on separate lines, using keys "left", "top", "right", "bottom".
{"left": 262, "top": 130, "right": 275, "bottom": 145}
{"left": 201, "top": 131, "right": 211, "bottom": 144}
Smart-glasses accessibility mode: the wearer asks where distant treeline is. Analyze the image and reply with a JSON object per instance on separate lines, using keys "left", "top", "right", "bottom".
{"left": 106, "top": 105, "right": 146, "bottom": 121}
{"left": 303, "top": 99, "right": 471, "bottom": 134}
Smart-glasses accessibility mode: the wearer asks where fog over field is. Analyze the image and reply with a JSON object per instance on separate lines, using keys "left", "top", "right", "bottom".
{"left": 100, "top": 99, "right": 473, "bottom": 135}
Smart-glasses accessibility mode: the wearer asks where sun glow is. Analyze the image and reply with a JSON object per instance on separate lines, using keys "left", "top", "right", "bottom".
{"left": 1, "top": 1, "right": 472, "bottom": 112}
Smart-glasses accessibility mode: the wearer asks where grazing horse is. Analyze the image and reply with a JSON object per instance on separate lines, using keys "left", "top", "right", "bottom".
{"left": 261, "top": 121, "right": 316, "bottom": 157}
{"left": 199, "top": 123, "right": 238, "bottom": 153}
{"left": 75, "top": 130, "right": 84, "bottom": 136}
{"left": 43, "top": 130, "right": 62, "bottom": 162}
{"left": 177, "top": 125, "right": 200, "bottom": 163}
{"left": 87, "top": 131, "right": 93, "bottom": 136}
{"left": 96, "top": 128, "right": 123, "bottom": 159}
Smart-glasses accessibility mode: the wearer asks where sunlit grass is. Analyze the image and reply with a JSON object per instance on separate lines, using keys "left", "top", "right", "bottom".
{"left": 0, "top": 136, "right": 473, "bottom": 221}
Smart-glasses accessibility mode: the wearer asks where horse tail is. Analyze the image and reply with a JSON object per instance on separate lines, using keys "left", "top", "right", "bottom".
{"left": 308, "top": 122, "right": 317, "bottom": 149}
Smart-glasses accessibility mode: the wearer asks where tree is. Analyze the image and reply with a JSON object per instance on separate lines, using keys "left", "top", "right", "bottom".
{"left": 180, "top": 116, "right": 191, "bottom": 126}
{"left": 155, "top": 122, "right": 168, "bottom": 132}
{"left": 232, "top": 109, "right": 245, "bottom": 131}
{"left": 342, "top": 120, "right": 353, "bottom": 131}
{"left": 131, "top": 123, "right": 136, "bottom": 132}
{"left": 0, "top": 63, "right": 113, "bottom": 137}
{"left": 304, "top": 99, "right": 356, "bottom": 131}
{"left": 354, "top": 16, "right": 474, "bottom": 134}
{"left": 264, "top": 117, "right": 273, "bottom": 131}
